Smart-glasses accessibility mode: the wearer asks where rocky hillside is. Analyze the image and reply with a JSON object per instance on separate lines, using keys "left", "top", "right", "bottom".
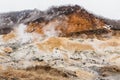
{"left": 0, "top": 5, "right": 120, "bottom": 80}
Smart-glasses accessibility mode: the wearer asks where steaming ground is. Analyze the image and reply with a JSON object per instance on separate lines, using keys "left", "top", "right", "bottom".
{"left": 0, "top": 5, "right": 120, "bottom": 80}
{"left": 0, "top": 23, "right": 120, "bottom": 80}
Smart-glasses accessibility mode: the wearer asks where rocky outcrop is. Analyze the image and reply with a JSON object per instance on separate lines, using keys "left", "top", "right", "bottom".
{"left": 26, "top": 5, "right": 106, "bottom": 37}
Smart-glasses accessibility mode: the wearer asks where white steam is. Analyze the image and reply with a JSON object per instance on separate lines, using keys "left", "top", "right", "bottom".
{"left": 16, "top": 24, "right": 33, "bottom": 43}
{"left": 43, "top": 21, "right": 61, "bottom": 37}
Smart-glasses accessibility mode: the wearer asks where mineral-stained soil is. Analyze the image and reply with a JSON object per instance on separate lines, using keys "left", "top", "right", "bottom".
{"left": 0, "top": 5, "right": 120, "bottom": 80}
{"left": 0, "top": 65, "right": 70, "bottom": 80}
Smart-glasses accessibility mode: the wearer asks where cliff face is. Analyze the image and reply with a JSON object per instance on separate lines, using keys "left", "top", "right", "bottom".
{"left": 0, "top": 5, "right": 120, "bottom": 80}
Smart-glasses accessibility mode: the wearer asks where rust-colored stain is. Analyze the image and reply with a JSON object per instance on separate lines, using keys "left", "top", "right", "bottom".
{"left": 26, "top": 23, "right": 44, "bottom": 34}
{"left": 36, "top": 37, "right": 94, "bottom": 52}
{"left": 2, "top": 31, "right": 16, "bottom": 41}
{"left": 3, "top": 47, "right": 13, "bottom": 53}
{"left": 66, "top": 13, "right": 105, "bottom": 34}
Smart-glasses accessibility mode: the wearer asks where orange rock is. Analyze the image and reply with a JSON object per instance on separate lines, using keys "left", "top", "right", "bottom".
{"left": 26, "top": 7, "right": 106, "bottom": 37}
{"left": 4, "top": 47, "right": 13, "bottom": 53}
{"left": 2, "top": 31, "right": 16, "bottom": 41}
{"left": 26, "top": 23, "right": 44, "bottom": 34}
{"left": 66, "top": 13, "right": 105, "bottom": 34}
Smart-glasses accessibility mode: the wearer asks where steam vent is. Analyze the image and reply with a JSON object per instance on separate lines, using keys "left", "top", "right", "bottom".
{"left": 0, "top": 5, "right": 120, "bottom": 80}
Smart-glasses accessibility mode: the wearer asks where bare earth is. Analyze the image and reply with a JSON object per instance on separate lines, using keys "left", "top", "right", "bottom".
{"left": 0, "top": 5, "right": 120, "bottom": 80}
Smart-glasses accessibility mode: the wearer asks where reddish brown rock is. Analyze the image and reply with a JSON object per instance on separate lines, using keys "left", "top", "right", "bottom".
{"left": 26, "top": 5, "right": 107, "bottom": 37}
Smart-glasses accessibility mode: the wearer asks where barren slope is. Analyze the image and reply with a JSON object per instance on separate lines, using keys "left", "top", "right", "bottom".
{"left": 0, "top": 5, "right": 120, "bottom": 80}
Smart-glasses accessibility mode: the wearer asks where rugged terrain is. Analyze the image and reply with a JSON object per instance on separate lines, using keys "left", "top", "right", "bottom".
{"left": 0, "top": 5, "right": 120, "bottom": 80}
